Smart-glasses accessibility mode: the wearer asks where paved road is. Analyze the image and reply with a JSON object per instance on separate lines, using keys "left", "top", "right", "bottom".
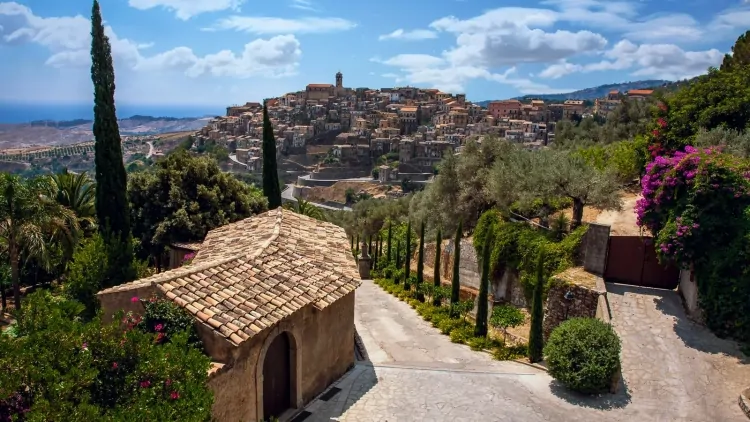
{"left": 607, "top": 283, "right": 750, "bottom": 422}
{"left": 301, "top": 280, "right": 749, "bottom": 421}
{"left": 228, "top": 153, "right": 247, "bottom": 168}
{"left": 281, "top": 185, "right": 352, "bottom": 212}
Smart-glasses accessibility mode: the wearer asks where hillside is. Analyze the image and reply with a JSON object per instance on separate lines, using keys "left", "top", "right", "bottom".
{"left": 0, "top": 115, "right": 209, "bottom": 149}
{"left": 476, "top": 80, "right": 671, "bottom": 104}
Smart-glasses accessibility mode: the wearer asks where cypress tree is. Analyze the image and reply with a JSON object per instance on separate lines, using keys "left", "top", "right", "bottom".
{"left": 433, "top": 227, "right": 442, "bottom": 306}
{"left": 261, "top": 100, "right": 282, "bottom": 209}
{"left": 386, "top": 221, "right": 393, "bottom": 263}
{"left": 90, "top": 0, "right": 134, "bottom": 286}
{"left": 474, "top": 229, "right": 491, "bottom": 337}
{"left": 416, "top": 221, "right": 425, "bottom": 302}
{"left": 528, "top": 250, "right": 546, "bottom": 363}
{"left": 395, "top": 241, "right": 402, "bottom": 282}
{"left": 354, "top": 233, "right": 359, "bottom": 258}
{"left": 450, "top": 221, "right": 462, "bottom": 308}
{"left": 404, "top": 221, "right": 412, "bottom": 290}
{"left": 350, "top": 234, "right": 354, "bottom": 253}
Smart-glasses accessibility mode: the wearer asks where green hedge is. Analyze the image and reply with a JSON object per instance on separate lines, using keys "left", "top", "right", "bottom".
{"left": 544, "top": 317, "right": 621, "bottom": 394}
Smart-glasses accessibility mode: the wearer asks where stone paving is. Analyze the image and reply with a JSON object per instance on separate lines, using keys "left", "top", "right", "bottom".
{"left": 299, "top": 280, "right": 750, "bottom": 422}
{"left": 606, "top": 283, "right": 750, "bottom": 422}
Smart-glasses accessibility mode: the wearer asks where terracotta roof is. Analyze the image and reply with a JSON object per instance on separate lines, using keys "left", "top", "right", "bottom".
{"left": 627, "top": 89, "right": 654, "bottom": 96}
{"left": 99, "top": 209, "right": 360, "bottom": 346}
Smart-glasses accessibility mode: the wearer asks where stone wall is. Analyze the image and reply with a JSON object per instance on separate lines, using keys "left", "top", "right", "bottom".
{"left": 678, "top": 266, "right": 701, "bottom": 319}
{"left": 419, "top": 239, "right": 527, "bottom": 308}
{"left": 542, "top": 271, "right": 604, "bottom": 341}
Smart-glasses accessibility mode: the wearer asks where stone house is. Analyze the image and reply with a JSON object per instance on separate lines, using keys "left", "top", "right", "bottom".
{"left": 97, "top": 209, "right": 361, "bottom": 421}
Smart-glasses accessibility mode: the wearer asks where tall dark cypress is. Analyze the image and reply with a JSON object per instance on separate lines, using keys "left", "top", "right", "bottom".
{"left": 528, "top": 251, "right": 546, "bottom": 363}
{"left": 261, "top": 100, "right": 282, "bottom": 209}
{"left": 450, "top": 221, "right": 462, "bottom": 308}
{"left": 416, "top": 221, "right": 425, "bottom": 302}
{"left": 354, "top": 233, "right": 359, "bottom": 258}
{"left": 91, "top": 0, "right": 134, "bottom": 286}
{"left": 433, "top": 228, "right": 442, "bottom": 306}
{"left": 474, "top": 229, "right": 491, "bottom": 337}
{"left": 386, "top": 222, "right": 393, "bottom": 263}
{"left": 404, "top": 221, "right": 412, "bottom": 290}
{"left": 395, "top": 241, "right": 402, "bottom": 281}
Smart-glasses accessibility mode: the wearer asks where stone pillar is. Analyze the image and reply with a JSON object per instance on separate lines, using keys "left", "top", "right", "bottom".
{"left": 358, "top": 241, "right": 371, "bottom": 279}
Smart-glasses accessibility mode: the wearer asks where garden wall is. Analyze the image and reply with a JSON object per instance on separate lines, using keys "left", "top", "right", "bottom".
{"left": 434, "top": 239, "right": 527, "bottom": 307}
{"left": 542, "top": 268, "right": 604, "bottom": 341}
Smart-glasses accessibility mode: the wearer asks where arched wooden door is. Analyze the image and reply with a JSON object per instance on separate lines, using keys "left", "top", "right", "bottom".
{"left": 263, "top": 332, "right": 291, "bottom": 420}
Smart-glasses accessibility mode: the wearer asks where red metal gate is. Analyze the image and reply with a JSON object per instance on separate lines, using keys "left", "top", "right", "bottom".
{"left": 604, "top": 236, "right": 679, "bottom": 289}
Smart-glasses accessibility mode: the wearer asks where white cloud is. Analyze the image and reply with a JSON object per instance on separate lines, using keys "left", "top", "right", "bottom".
{"left": 378, "top": 29, "right": 437, "bottom": 41}
{"left": 538, "top": 61, "right": 582, "bottom": 79}
{"left": 209, "top": 16, "right": 356, "bottom": 34}
{"left": 539, "top": 40, "right": 724, "bottom": 80}
{"left": 0, "top": 2, "right": 302, "bottom": 79}
{"left": 375, "top": 54, "right": 445, "bottom": 69}
{"left": 444, "top": 26, "right": 607, "bottom": 67}
{"left": 289, "top": 0, "right": 316, "bottom": 11}
{"left": 128, "top": 0, "right": 245, "bottom": 20}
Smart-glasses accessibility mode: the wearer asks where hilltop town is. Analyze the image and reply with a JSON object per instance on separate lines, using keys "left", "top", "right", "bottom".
{"left": 192, "top": 72, "right": 655, "bottom": 204}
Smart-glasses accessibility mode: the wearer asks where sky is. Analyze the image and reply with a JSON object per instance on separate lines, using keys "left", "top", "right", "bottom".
{"left": 0, "top": 0, "right": 748, "bottom": 107}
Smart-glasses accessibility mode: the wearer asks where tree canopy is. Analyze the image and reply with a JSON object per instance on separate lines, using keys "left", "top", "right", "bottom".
{"left": 128, "top": 151, "right": 267, "bottom": 265}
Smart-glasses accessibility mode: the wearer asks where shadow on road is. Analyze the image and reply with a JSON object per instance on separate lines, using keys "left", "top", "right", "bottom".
{"left": 549, "top": 379, "right": 632, "bottom": 410}
{"left": 606, "top": 282, "right": 748, "bottom": 363}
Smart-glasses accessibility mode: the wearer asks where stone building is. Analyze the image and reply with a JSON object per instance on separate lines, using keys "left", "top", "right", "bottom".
{"left": 97, "top": 209, "right": 361, "bottom": 422}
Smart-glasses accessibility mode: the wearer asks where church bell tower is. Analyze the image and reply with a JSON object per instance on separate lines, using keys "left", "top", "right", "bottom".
{"left": 335, "top": 71, "right": 343, "bottom": 96}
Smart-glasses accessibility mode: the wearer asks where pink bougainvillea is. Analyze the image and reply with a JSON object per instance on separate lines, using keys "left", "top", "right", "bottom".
{"left": 637, "top": 146, "right": 750, "bottom": 263}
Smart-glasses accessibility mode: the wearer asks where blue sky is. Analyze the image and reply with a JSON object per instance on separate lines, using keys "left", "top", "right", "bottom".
{"left": 0, "top": 0, "right": 748, "bottom": 107}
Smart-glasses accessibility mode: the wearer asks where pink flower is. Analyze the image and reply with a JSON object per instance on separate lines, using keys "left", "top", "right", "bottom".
{"left": 81, "top": 342, "right": 88, "bottom": 351}
{"left": 131, "top": 296, "right": 139, "bottom": 303}
{"left": 165, "top": 379, "right": 173, "bottom": 386}
{"left": 154, "top": 323, "right": 164, "bottom": 332}
{"left": 170, "top": 391, "right": 180, "bottom": 400}
{"left": 112, "top": 362, "right": 118, "bottom": 369}
{"left": 140, "top": 380, "right": 151, "bottom": 389}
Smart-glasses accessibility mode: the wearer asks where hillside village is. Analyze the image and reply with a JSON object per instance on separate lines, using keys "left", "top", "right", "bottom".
{"left": 193, "top": 71, "right": 655, "bottom": 204}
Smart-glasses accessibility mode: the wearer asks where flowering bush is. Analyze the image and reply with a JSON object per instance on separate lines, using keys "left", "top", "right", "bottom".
{"left": 0, "top": 291, "right": 213, "bottom": 421}
{"left": 636, "top": 146, "right": 750, "bottom": 263}
{"left": 128, "top": 296, "right": 204, "bottom": 352}
{"left": 636, "top": 146, "right": 750, "bottom": 343}
{"left": 182, "top": 253, "right": 196, "bottom": 266}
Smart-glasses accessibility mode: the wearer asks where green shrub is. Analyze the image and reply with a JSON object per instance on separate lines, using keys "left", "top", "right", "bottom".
{"left": 492, "top": 343, "right": 527, "bottom": 361}
{"left": 544, "top": 317, "right": 621, "bottom": 394}
{"left": 437, "top": 318, "right": 464, "bottom": 335}
{"left": 130, "top": 296, "right": 204, "bottom": 351}
{"left": 2, "top": 291, "right": 213, "bottom": 420}
{"left": 64, "top": 234, "right": 110, "bottom": 319}
{"left": 489, "top": 305, "right": 525, "bottom": 342}
{"left": 449, "top": 325, "right": 474, "bottom": 344}
{"left": 467, "top": 335, "right": 498, "bottom": 351}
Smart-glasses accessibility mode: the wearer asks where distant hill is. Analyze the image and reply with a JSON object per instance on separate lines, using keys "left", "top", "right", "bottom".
{"left": 475, "top": 80, "right": 672, "bottom": 105}
{"left": 0, "top": 115, "right": 209, "bottom": 150}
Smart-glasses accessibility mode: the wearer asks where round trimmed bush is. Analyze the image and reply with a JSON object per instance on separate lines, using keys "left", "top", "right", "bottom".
{"left": 544, "top": 317, "right": 621, "bottom": 394}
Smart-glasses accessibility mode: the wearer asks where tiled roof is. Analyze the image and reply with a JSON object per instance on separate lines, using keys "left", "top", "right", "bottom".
{"left": 99, "top": 209, "right": 360, "bottom": 346}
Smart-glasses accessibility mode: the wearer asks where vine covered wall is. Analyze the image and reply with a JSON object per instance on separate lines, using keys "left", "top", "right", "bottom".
{"left": 473, "top": 210, "right": 588, "bottom": 299}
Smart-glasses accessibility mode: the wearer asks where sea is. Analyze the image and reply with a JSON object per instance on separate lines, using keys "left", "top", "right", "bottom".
{"left": 0, "top": 103, "right": 225, "bottom": 124}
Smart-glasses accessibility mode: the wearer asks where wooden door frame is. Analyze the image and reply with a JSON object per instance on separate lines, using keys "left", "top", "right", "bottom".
{"left": 255, "top": 324, "right": 302, "bottom": 421}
